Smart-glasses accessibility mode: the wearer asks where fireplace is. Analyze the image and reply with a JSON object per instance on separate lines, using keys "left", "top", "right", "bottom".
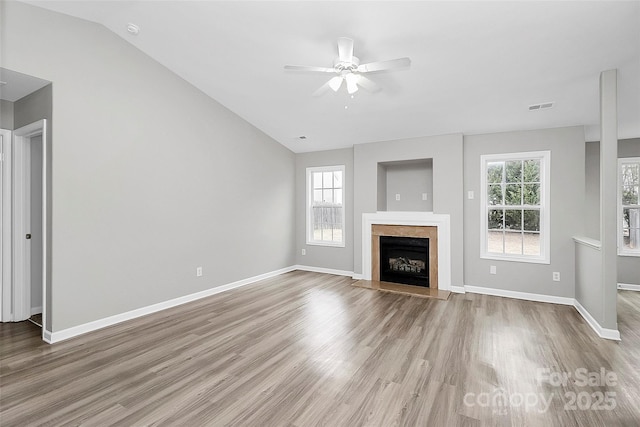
{"left": 371, "top": 223, "right": 439, "bottom": 289}
{"left": 380, "top": 236, "right": 429, "bottom": 287}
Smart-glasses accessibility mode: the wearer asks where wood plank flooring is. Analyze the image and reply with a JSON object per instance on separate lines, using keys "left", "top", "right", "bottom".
{"left": 1, "top": 271, "right": 639, "bottom": 426}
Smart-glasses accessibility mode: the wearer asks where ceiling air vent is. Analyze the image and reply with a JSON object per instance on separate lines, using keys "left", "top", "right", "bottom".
{"left": 528, "top": 101, "right": 554, "bottom": 111}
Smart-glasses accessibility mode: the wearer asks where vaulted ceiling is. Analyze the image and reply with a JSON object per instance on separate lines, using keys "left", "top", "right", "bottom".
{"left": 24, "top": 1, "right": 640, "bottom": 152}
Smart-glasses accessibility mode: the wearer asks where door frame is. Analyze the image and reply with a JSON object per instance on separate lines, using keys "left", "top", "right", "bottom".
{"left": 10, "top": 120, "right": 48, "bottom": 336}
{"left": 0, "top": 129, "right": 12, "bottom": 322}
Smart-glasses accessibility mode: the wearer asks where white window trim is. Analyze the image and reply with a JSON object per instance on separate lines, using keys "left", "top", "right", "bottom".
{"left": 618, "top": 157, "right": 640, "bottom": 257}
{"left": 306, "top": 165, "right": 346, "bottom": 248}
{"left": 480, "top": 150, "right": 551, "bottom": 264}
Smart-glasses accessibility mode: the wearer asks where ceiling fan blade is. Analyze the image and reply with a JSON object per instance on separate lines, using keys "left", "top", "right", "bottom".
{"left": 356, "top": 75, "right": 381, "bottom": 93}
{"left": 313, "top": 76, "right": 343, "bottom": 96}
{"left": 357, "top": 57, "right": 411, "bottom": 73}
{"left": 284, "top": 65, "right": 336, "bottom": 73}
{"left": 312, "top": 80, "right": 333, "bottom": 97}
{"left": 337, "top": 37, "right": 354, "bottom": 63}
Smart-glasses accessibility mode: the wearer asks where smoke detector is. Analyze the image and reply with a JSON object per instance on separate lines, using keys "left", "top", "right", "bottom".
{"left": 126, "top": 23, "right": 140, "bottom": 35}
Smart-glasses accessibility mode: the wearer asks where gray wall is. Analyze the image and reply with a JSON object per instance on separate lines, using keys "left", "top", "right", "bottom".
{"left": 585, "top": 138, "right": 640, "bottom": 285}
{"left": 0, "top": 99, "right": 14, "bottom": 129}
{"left": 353, "top": 133, "right": 464, "bottom": 287}
{"left": 13, "top": 84, "right": 52, "bottom": 129}
{"left": 376, "top": 163, "right": 387, "bottom": 212}
{"left": 620, "top": 138, "right": 640, "bottom": 158}
{"left": 2, "top": 1, "right": 295, "bottom": 331}
{"left": 14, "top": 85, "right": 52, "bottom": 316}
{"left": 585, "top": 141, "right": 600, "bottom": 240}
{"left": 464, "top": 126, "right": 585, "bottom": 298}
{"left": 382, "top": 159, "right": 433, "bottom": 212}
{"left": 575, "top": 241, "right": 604, "bottom": 320}
{"left": 295, "top": 148, "right": 353, "bottom": 272}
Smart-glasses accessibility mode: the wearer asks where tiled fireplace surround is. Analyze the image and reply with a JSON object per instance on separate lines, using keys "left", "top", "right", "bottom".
{"left": 361, "top": 211, "right": 452, "bottom": 291}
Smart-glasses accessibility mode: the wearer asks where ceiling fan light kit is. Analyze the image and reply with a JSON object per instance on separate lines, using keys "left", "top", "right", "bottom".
{"left": 345, "top": 73, "right": 358, "bottom": 94}
{"left": 285, "top": 37, "right": 411, "bottom": 97}
{"left": 329, "top": 76, "right": 343, "bottom": 92}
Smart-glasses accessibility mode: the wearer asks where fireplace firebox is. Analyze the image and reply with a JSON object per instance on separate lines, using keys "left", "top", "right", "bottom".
{"left": 379, "top": 236, "right": 429, "bottom": 287}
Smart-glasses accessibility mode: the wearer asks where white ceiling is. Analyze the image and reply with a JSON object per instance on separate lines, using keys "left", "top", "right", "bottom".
{"left": 0, "top": 67, "right": 51, "bottom": 102}
{"left": 24, "top": 1, "right": 640, "bottom": 152}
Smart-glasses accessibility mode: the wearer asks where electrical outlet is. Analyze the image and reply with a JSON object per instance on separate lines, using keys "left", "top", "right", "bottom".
{"left": 301, "top": 249, "right": 306, "bottom": 255}
{"left": 468, "top": 191, "right": 475, "bottom": 199}
{"left": 395, "top": 194, "right": 401, "bottom": 201}
{"left": 490, "top": 265, "right": 497, "bottom": 275}
{"left": 553, "top": 272, "right": 560, "bottom": 282}
{"left": 196, "top": 267, "right": 203, "bottom": 277}
{"left": 422, "top": 193, "right": 428, "bottom": 201}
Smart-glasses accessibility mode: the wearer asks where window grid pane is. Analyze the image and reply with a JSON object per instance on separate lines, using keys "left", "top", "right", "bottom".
{"left": 623, "top": 206, "right": 640, "bottom": 250}
{"left": 504, "top": 231, "right": 523, "bottom": 255}
{"left": 488, "top": 184, "right": 503, "bottom": 205}
{"left": 313, "top": 172, "right": 322, "bottom": 189}
{"left": 622, "top": 185, "right": 639, "bottom": 205}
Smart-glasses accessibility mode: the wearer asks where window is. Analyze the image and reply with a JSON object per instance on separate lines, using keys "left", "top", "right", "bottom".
{"left": 619, "top": 158, "right": 640, "bottom": 256}
{"left": 307, "top": 165, "right": 345, "bottom": 247}
{"left": 480, "top": 151, "right": 550, "bottom": 263}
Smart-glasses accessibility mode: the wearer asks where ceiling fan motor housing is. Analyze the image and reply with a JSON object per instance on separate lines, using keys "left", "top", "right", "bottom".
{"left": 334, "top": 56, "right": 360, "bottom": 74}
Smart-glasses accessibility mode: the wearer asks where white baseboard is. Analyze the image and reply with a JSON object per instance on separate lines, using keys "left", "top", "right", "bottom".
{"left": 465, "top": 284, "right": 620, "bottom": 341}
{"left": 47, "top": 266, "right": 297, "bottom": 344}
{"left": 31, "top": 306, "right": 42, "bottom": 316}
{"left": 464, "top": 285, "right": 575, "bottom": 305}
{"left": 46, "top": 267, "right": 623, "bottom": 344}
{"left": 294, "top": 265, "right": 354, "bottom": 277}
{"left": 574, "top": 299, "right": 621, "bottom": 341}
{"left": 618, "top": 283, "right": 640, "bottom": 291}
{"left": 352, "top": 273, "right": 364, "bottom": 280}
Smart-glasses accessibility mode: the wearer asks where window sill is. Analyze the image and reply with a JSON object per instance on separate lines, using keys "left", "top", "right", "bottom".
{"left": 618, "top": 251, "right": 640, "bottom": 258}
{"left": 481, "top": 254, "right": 550, "bottom": 265}
{"left": 306, "top": 241, "right": 346, "bottom": 248}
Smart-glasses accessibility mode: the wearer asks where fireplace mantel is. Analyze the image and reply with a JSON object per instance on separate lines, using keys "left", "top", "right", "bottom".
{"left": 362, "top": 212, "right": 452, "bottom": 291}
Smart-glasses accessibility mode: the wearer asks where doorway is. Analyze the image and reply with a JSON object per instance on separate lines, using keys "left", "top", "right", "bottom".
{"left": 0, "top": 120, "right": 48, "bottom": 335}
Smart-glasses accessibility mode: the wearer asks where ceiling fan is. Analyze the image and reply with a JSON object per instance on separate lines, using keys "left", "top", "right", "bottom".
{"left": 284, "top": 37, "right": 411, "bottom": 96}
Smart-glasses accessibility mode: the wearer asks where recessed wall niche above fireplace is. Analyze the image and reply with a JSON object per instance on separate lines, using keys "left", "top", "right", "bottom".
{"left": 372, "top": 224, "right": 438, "bottom": 289}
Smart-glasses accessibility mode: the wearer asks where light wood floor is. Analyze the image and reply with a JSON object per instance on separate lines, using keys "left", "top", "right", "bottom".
{"left": 1, "top": 271, "right": 639, "bottom": 426}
